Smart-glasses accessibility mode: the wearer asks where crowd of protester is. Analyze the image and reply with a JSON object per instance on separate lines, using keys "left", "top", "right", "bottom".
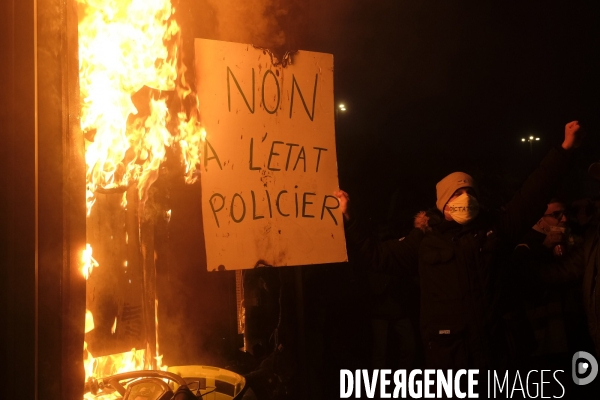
{"left": 330, "top": 121, "right": 600, "bottom": 395}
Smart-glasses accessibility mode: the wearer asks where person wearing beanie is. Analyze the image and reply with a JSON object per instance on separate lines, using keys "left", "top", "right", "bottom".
{"left": 435, "top": 172, "right": 480, "bottom": 225}
{"left": 435, "top": 172, "right": 477, "bottom": 212}
{"left": 336, "top": 121, "right": 583, "bottom": 370}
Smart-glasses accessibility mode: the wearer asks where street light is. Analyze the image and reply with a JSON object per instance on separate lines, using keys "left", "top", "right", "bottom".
{"left": 521, "top": 136, "right": 540, "bottom": 154}
{"left": 335, "top": 103, "right": 347, "bottom": 122}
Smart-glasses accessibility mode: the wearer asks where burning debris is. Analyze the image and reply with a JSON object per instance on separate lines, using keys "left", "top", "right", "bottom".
{"left": 78, "top": 0, "right": 203, "bottom": 394}
{"left": 77, "top": 0, "right": 313, "bottom": 396}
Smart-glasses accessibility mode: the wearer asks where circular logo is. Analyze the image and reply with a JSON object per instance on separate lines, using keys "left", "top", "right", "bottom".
{"left": 572, "top": 351, "right": 598, "bottom": 386}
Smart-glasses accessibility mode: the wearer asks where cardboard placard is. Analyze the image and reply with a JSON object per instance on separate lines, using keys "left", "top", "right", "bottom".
{"left": 195, "top": 38, "right": 347, "bottom": 270}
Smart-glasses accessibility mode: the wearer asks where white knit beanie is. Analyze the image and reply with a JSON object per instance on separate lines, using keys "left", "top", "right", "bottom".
{"left": 435, "top": 172, "right": 477, "bottom": 212}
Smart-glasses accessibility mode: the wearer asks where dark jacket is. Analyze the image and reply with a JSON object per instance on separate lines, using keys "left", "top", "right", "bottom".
{"left": 537, "top": 223, "right": 600, "bottom": 356}
{"left": 511, "top": 230, "right": 570, "bottom": 358}
{"left": 345, "top": 146, "right": 571, "bottom": 369}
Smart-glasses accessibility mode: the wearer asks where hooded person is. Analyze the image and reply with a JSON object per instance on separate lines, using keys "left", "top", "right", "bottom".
{"left": 435, "top": 172, "right": 480, "bottom": 224}
{"left": 336, "top": 121, "right": 583, "bottom": 370}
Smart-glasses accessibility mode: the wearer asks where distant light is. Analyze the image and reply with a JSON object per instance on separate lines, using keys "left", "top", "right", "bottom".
{"left": 535, "top": 137, "right": 540, "bottom": 141}
{"left": 529, "top": 136, "right": 534, "bottom": 140}
{"left": 521, "top": 138, "right": 525, "bottom": 142}
{"left": 339, "top": 104, "right": 345, "bottom": 109}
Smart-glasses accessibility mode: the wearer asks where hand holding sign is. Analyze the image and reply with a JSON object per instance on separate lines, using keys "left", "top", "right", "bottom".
{"left": 334, "top": 190, "right": 351, "bottom": 222}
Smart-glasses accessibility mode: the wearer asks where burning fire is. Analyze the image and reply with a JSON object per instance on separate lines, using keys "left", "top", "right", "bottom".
{"left": 79, "top": 0, "right": 202, "bottom": 394}
{"left": 154, "top": 299, "right": 167, "bottom": 371}
{"left": 79, "top": 0, "right": 204, "bottom": 215}
{"left": 85, "top": 310, "right": 95, "bottom": 333}
{"left": 83, "top": 347, "right": 148, "bottom": 400}
{"left": 83, "top": 308, "right": 157, "bottom": 397}
{"left": 82, "top": 243, "right": 99, "bottom": 280}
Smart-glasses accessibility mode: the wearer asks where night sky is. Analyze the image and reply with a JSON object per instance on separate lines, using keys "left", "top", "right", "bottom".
{"left": 178, "top": 0, "right": 600, "bottom": 226}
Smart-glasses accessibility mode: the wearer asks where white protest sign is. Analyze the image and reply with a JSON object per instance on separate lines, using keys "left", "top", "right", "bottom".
{"left": 194, "top": 38, "right": 347, "bottom": 270}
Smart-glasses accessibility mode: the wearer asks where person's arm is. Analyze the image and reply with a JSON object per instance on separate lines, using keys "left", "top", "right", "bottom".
{"left": 335, "top": 190, "right": 422, "bottom": 277}
{"left": 535, "top": 241, "right": 585, "bottom": 286}
{"left": 512, "top": 235, "right": 561, "bottom": 288}
{"left": 512, "top": 227, "right": 589, "bottom": 287}
{"left": 498, "top": 121, "right": 583, "bottom": 242}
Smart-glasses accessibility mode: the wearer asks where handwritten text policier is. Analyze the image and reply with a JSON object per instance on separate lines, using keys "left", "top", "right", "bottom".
{"left": 335, "top": 121, "right": 583, "bottom": 370}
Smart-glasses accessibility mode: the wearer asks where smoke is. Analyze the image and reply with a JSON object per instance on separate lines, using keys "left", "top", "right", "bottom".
{"left": 205, "top": 0, "right": 288, "bottom": 51}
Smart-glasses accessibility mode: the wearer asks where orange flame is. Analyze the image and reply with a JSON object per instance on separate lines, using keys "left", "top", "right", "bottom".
{"left": 83, "top": 308, "right": 149, "bottom": 395}
{"left": 85, "top": 310, "right": 95, "bottom": 333}
{"left": 155, "top": 299, "right": 168, "bottom": 371}
{"left": 84, "top": 347, "right": 148, "bottom": 395}
{"left": 83, "top": 341, "right": 96, "bottom": 388}
{"left": 82, "top": 244, "right": 99, "bottom": 280}
{"left": 80, "top": 0, "right": 195, "bottom": 395}
{"left": 120, "top": 191, "right": 127, "bottom": 209}
{"left": 79, "top": 0, "right": 204, "bottom": 215}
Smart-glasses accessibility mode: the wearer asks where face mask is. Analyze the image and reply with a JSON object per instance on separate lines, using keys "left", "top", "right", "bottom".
{"left": 533, "top": 218, "right": 567, "bottom": 236}
{"left": 446, "top": 193, "right": 480, "bottom": 224}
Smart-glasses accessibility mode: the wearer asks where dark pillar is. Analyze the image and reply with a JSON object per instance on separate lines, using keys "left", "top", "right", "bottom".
{"left": 0, "top": 0, "right": 86, "bottom": 398}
